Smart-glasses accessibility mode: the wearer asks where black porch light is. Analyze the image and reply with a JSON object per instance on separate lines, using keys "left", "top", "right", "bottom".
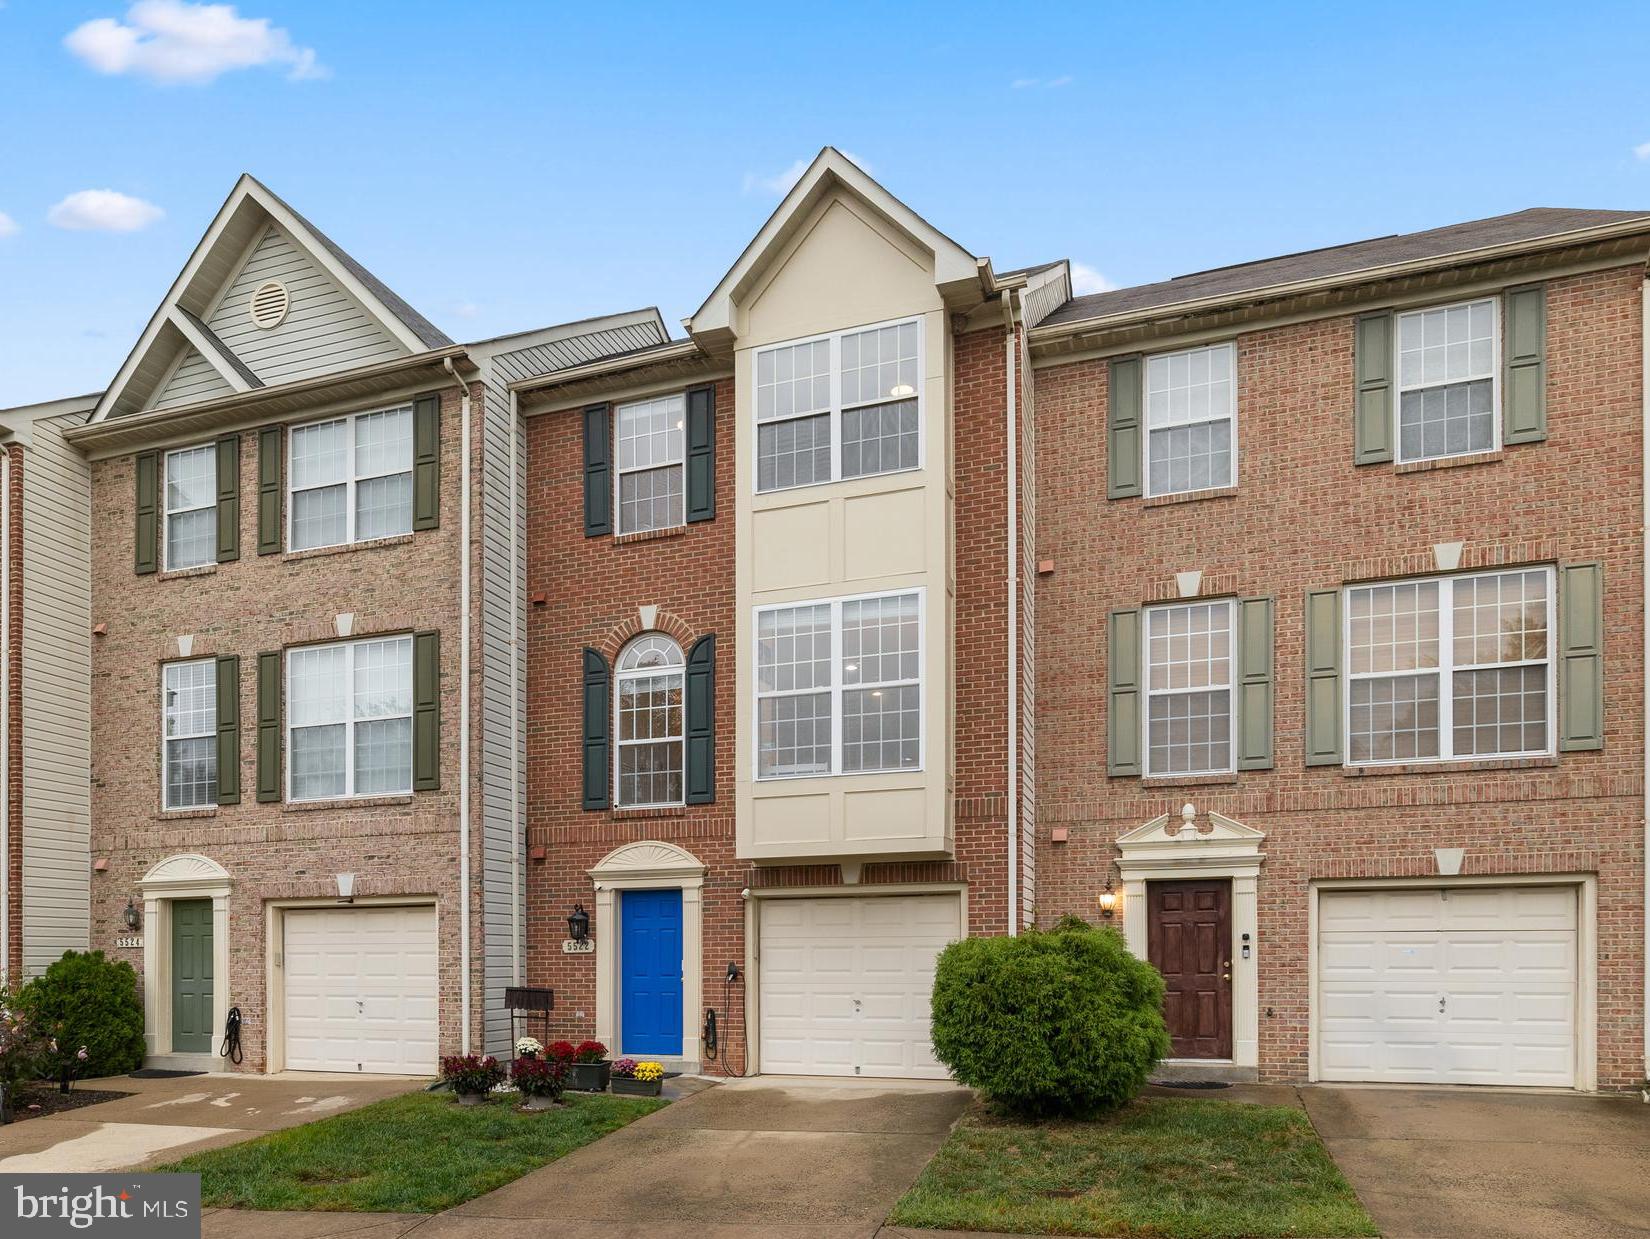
{"left": 122, "top": 899, "right": 142, "bottom": 931}
{"left": 567, "top": 903, "right": 590, "bottom": 942}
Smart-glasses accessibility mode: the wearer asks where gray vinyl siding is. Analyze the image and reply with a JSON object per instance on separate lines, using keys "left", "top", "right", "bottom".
{"left": 21, "top": 411, "right": 93, "bottom": 975}
{"left": 475, "top": 319, "right": 665, "bottom": 1053}
{"left": 205, "top": 224, "right": 405, "bottom": 386}
{"left": 151, "top": 346, "right": 235, "bottom": 411}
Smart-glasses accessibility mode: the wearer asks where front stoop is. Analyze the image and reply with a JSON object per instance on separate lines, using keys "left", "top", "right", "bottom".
{"left": 1150, "top": 1059, "right": 1259, "bottom": 1085}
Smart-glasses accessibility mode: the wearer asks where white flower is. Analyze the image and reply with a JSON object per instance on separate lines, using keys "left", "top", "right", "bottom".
{"left": 514, "top": 1036, "right": 542, "bottom": 1055}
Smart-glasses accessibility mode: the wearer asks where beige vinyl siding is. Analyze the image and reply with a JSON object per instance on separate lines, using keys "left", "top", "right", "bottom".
{"left": 206, "top": 224, "right": 404, "bottom": 386}
{"left": 21, "top": 410, "right": 93, "bottom": 975}
{"left": 150, "top": 346, "right": 235, "bottom": 412}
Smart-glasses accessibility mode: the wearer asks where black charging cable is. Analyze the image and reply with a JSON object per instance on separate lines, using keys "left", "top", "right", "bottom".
{"left": 717, "top": 962, "right": 747, "bottom": 1078}
{"left": 219, "top": 1006, "right": 244, "bottom": 1065}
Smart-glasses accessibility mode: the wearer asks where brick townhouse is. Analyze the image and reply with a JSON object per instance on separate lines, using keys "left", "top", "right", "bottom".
{"left": 2, "top": 149, "right": 1645, "bottom": 1091}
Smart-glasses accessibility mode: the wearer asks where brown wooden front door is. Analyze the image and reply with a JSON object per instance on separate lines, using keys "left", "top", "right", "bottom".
{"left": 1146, "top": 879, "right": 1232, "bottom": 1059}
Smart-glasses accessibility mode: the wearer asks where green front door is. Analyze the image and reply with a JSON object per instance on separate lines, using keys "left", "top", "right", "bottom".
{"left": 171, "top": 899, "right": 213, "bottom": 1053}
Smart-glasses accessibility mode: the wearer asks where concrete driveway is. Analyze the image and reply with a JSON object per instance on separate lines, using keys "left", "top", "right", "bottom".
{"left": 0, "top": 1072, "right": 423, "bottom": 1173}
{"left": 412, "top": 1076, "right": 971, "bottom": 1239}
{"left": 1302, "top": 1086, "right": 1650, "bottom": 1239}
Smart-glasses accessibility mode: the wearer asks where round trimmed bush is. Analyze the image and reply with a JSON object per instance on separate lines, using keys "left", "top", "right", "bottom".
{"left": 22, "top": 950, "right": 146, "bottom": 1078}
{"left": 930, "top": 917, "right": 1170, "bottom": 1116}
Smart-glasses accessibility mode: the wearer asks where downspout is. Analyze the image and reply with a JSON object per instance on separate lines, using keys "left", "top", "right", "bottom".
{"left": 508, "top": 391, "right": 521, "bottom": 987}
{"left": 1642, "top": 271, "right": 1649, "bottom": 1081}
{"left": 0, "top": 451, "right": 10, "bottom": 984}
{"left": 1003, "top": 291, "right": 1021, "bottom": 936}
{"left": 443, "top": 357, "right": 474, "bottom": 1054}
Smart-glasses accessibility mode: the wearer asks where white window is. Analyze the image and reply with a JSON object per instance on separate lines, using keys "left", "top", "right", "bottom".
{"left": 615, "top": 635, "right": 684, "bottom": 807}
{"left": 1345, "top": 568, "right": 1553, "bottom": 765}
{"left": 288, "top": 406, "right": 413, "bottom": 551}
{"left": 756, "top": 590, "right": 922, "bottom": 778}
{"left": 1145, "top": 342, "right": 1235, "bottom": 497}
{"left": 755, "top": 318, "right": 921, "bottom": 493}
{"left": 1396, "top": 298, "right": 1498, "bottom": 463}
{"left": 164, "top": 444, "right": 217, "bottom": 570}
{"left": 1144, "top": 600, "right": 1235, "bottom": 776}
{"left": 616, "top": 393, "right": 685, "bottom": 534}
{"left": 287, "top": 635, "right": 413, "bottom": 801}
{"left": 163, "top": 659, "right": 217, "bottom": 809}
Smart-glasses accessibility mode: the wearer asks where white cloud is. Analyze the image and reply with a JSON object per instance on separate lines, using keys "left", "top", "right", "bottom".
{"left": 0, "top": 212, "right": 18, "bottom": 238}
{"left": 742, "top": 150, "right": 871, "bottom": 196}
{"left": 1069, "top": 262, "right": 1116, "bottom": 296}
{"left": 64, "top": 1, "right": 327, "bottom": 85}
{"left": 452, "top": 301, "right": 480, "bottom": 320}
{"left": 1012, "top": 75, "right": 1075, "bottom": 90}
{"left": 1634, "top": 141, "right": 1650, "bottom": 161}
{"left": 48, "top": 189, "right": 164, "bottom": 232}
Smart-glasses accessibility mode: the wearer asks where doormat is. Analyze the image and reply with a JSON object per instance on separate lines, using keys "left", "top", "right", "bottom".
{"left": 1152, "top": 1079, "right": 1232, "bottom": 1089}
{"left": 128, "top": 1069, "right": 206, "bottom": 1079}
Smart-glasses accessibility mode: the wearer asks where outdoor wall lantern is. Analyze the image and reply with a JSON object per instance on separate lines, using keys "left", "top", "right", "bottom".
{"left": 1098, "top": 878, "right": 1118, "bottom": 920}
{"left": 122, "top": 898, "right": 142, "bottom": 931}
{"left": 335, "top": 872, "right": 356, "bottom": 903}
{"left": 567, "top": 903, "right": 590, "bottom": 943}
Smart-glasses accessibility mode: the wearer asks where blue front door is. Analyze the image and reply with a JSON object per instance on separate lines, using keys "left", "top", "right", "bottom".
{"left": 620, "top": 888, "right": 683, "bottom": 1056}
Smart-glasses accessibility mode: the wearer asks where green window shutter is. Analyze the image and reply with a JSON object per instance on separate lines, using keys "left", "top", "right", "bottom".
{"left": 1108, "top": 607, "right": 1142, "bottom": 776}
{"left": 1236, "top": 596, "right": 1275, "bottom": 770}
{"left": 1503, "top": 285, "right": 1548, "bottom": 444}
{"left": 1558, "top": 562, "right": 1603, "bottom": 751}
{"left": 583, "top": 404, "right": 612, "bottom": 537}
{"left": 214, "top": 654, "right": 241, "bottom": 805}
{"left": 685, "top": 384, "right": 716, "bottom": 524}
{"left": 134, "top": 451, "right": 159, "bottom": 575}
{"left": 1107, "top": 356, "right": 1143, "bottom": 499}
{"left": 257, "top": 427, "right": 283, "bottom": 555}
{"left": 413, "top": 630, "right": 441, "bottom": 789}
{"left": 684, "top": 634, "right": 716, "bottom": 804}
{"left": 581, "top": 648, "right": 611, "bottom": 809}
{"left": 1354, "top": 311, "right": 1395, "bottom": 465}
{"left": 1304, "top": 588, "right": 1343, "bottom": 765}
{"left": 215, "top": 434, "right": 240, "bottom": 563}
{"left": 255, "top": 650, "right": 281, "bottom": 802}
{"left": 412, "top": 392, "right": 441, "bottom": 530}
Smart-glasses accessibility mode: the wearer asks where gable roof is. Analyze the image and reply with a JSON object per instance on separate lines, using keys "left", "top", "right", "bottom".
{"left": 1041, "top": 208, "right": 1650, "bottom": 330}
{"left": 91, "top": 174, "right": 451, "bottom": 422}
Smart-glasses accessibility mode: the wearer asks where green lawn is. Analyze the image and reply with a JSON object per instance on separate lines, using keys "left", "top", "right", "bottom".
{"left": 160, "top": 1090, "right": 666, "bottom": 1213}
{"left": 889, "top": 1097, "right": 1376, "bottom": 1239}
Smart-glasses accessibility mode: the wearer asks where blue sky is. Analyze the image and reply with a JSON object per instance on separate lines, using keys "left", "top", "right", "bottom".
{"left": 3, "top": 1, "right": 1650, "bottom": 407}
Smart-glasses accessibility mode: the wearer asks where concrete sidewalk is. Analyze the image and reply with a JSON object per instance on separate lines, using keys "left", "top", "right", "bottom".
{"left": 0, "top": 1071, "right": 423, "bottom": 1172}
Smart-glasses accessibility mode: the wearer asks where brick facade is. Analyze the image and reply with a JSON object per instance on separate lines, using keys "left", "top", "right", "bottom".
{"left": 1030, "top": 264, "right": 1646, "bottom": 1086}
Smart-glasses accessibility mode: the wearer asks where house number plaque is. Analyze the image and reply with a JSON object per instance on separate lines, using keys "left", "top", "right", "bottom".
{"left": 115, "top": 935, "right": 143, "bottom": 948}
{"left": 561, "top": 938, "right": 595, "bottom": 954}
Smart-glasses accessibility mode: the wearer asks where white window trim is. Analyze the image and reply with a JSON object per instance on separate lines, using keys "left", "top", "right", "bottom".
{"left": 161, "top": 658, "right": 216, "bottom": 811}
{"left": 1393, "top": 297, "right": 1502, "bottom": 465}
{"left": 1142, "top": 598, "right": 1238, "bottom": 777}
{"left": 1342, "top": 567, "right": 1556, "bottom": 767}
{"left": 286, "top": 404, "right": 414, "bottom": 553}
{"left": 753, "top": 586, "right": 926, "bottom": 781}
{"left": 750, "top": 315, "right": 925, "bottom": 494}
{"left": 614, "top": 392, "right": 687, "bottom": 536}
{"left": 163, "top": 443, "right": 217, "bottom": 572}
{"left": 613, "top": 636, "right": 686, "bottom": 809}
{"left": 1142, "top": 340, "right": 1239, "bottom": 500}
{"left": 285, "top": 635, "right": 414, "bottom": 802}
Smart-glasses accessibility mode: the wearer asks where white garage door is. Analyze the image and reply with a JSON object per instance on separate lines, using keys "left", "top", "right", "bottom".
{"left": 759, "top": 894, "right": 959, "bottom": 1079}
{"left": 1318, "top": 885, "right": 1577, "bottom": 1087}
{"left": 283, "top": 905, "right": 438, "bottom": 1074}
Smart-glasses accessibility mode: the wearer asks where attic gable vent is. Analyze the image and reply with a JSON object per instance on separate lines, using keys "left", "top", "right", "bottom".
{"left": 248, "top": 281, "right": 290, "bottom": 330}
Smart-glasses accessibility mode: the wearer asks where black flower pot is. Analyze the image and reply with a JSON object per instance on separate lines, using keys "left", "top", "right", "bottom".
{"left": 611, "top": 1077, "right": 662, "bottom": 1097}
{"left": 567, "top": 1061, "right": 611, "bottom": 1092}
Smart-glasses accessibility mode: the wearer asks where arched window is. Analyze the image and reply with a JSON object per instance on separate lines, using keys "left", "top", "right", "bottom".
{"left": 615, "top": 635, "right": 685, "bottom": 807}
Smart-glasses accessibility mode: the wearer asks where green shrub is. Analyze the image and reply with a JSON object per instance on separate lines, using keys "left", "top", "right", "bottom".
{"left": 930, "top": 917, "right": 1170, "bottom": 1116}
{"left": 22, "top": 951, "right": 146, "bottom": 1078}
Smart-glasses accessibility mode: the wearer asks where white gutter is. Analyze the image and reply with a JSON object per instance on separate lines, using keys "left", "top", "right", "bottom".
{"left": 0, "top": 451, "right": 10, "bottom": 983}
{"left": 443, "top": 357, "right": 474, "bottom": 1054}
{"left": 1642, "top": 272, "right": 1649, "bottom": 1081}
{"left": 1004, "top": 292, "right": 1021, "bottom": 936}
{"left": 508, "top": 391, "right": 522, "bottom": 987}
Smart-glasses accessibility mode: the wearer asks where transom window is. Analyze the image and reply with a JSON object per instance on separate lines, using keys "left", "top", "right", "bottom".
{"left": 164, "top": 444, "right": 216, "bottom": 570}
{"left": 162, "top": 659, "right": 216, "bottom": 809}
{"left": 615, "top": 635, "right": 684, "bottom": 807}
{"left": 755, "top": 318, "right": 921, "bottom": 492}
{"left": 1345, "top": 568, "right": 1552, "bottom": 764}
{"left": 755, "top": 590, "right": 922, "bottom": 778}
{"left": 1145, "top": 600, "right": 1235, "bottom": 775}
{"left": 616, "top": 394, "right": 685, "bottom": 534}
{"left": 1145, "top": 342, "right": 1235, "bottom": 497}
{"left": 288, "top": 406, "right": 413, "bottom": 551}
{"left": 287, "top": 635, "right": 413, "bottom": 801}
{"left": 1396, "top": 299, "right": 1498, "bottom": 463}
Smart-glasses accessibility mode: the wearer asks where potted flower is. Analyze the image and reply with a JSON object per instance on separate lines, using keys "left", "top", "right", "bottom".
{"left": 515, "top": 1035, "right": 543, "bottom": 1060}
{"left": 611, "top": 1058, "right": 664, "bottom": 1097}
{"left": 512, "top": 1054, "right": 565, "bottom": 1110}
{"left": 566, "top": 1040, "right": 611, "bottom": 1092}
{"left": 547, "top": 1040, "right": 576, "bottom": 1066}
{"left": 439, "top": 1053, "right": 505, "bottom": 1105}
